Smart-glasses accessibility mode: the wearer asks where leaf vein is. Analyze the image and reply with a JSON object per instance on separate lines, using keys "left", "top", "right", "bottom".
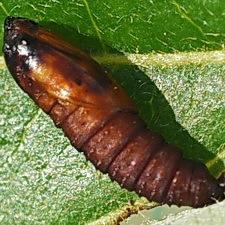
{"left": 171, "top": 0, "right": 205, "bottom": 37}
{"left": 12, "top": 109, "right": 42, "bottom": 155}
{"left": 82, "top": 0, "right": 106, "bottom": 52}
{"left": 0, "top": 2, "right": 9, "bottom": 16}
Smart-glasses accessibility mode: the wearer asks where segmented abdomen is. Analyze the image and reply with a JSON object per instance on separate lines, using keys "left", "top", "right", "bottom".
{"left": 46, "top": 98, "right": 223, "bottom": 208}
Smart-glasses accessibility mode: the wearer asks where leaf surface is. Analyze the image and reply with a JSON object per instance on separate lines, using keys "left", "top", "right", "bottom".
{"left": 0, "top": 0, "right": 224, "bottom": 224}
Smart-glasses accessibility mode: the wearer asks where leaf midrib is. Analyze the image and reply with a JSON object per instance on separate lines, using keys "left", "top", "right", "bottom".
{"left": 2, "top": 49, "right": 225, "bottom": 70}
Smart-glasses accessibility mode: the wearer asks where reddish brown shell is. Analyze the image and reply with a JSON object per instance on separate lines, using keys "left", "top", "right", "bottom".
{"left": 3, "top": 16, "right": 225, "bottom": 208}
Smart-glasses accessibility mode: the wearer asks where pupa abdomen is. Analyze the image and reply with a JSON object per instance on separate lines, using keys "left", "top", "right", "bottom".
{"left": 3, "top": 16, "right": 224, "bottom": 208}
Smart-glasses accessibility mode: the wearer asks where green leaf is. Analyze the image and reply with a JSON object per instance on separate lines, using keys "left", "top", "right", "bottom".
{"left": 0, "top": 0, "right": 225, "bottom": 225}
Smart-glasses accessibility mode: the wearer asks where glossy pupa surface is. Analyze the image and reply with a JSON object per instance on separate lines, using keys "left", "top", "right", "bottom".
{"left": 3, "top": 16, "right": 225, "bottom": 208}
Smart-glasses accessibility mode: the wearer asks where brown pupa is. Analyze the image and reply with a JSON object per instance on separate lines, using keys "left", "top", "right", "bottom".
{"left": 3, "top": 16, "right": 225, "bottom": 208}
